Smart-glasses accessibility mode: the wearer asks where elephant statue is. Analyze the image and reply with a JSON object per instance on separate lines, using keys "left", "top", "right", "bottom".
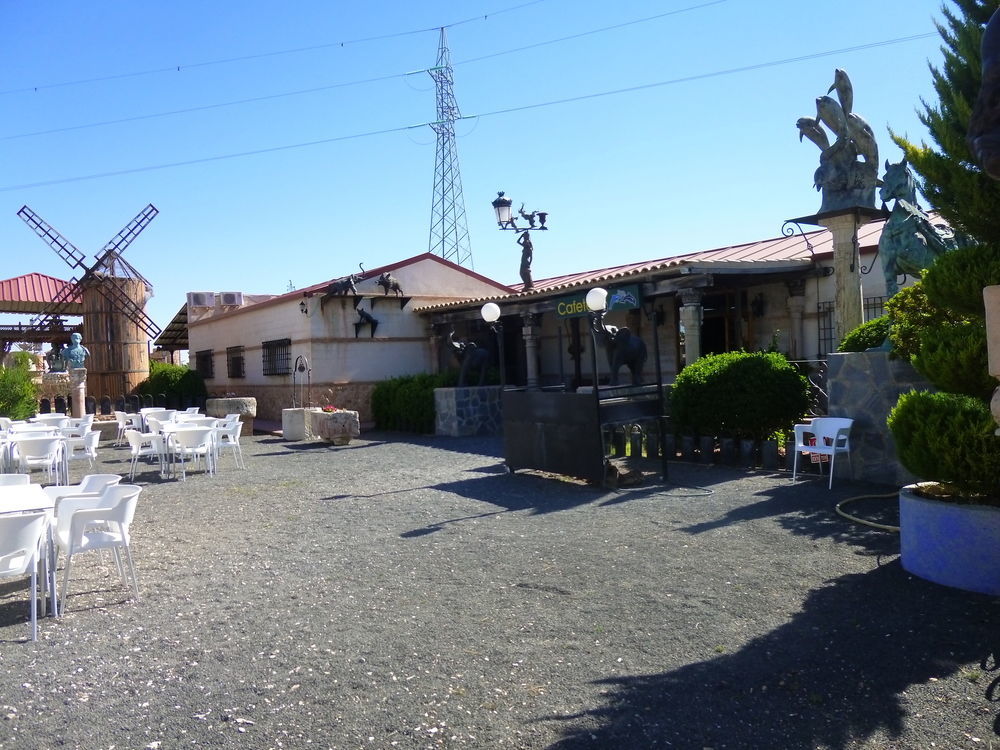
{"left": 596, "top": 325, "right": 647, "bottom": 386}
{"left": 446, "top": 330, "right": 491, "bottom": 387}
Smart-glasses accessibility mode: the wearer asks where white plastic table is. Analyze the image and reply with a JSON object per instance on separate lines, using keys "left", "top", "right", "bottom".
{"left": 0, "top": 485, "right": 57, "bottom": 616}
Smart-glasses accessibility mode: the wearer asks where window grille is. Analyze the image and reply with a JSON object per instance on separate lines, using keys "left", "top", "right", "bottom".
{"left": 227, "top": 346, "right": 245, "bottom": 379}
{"left": 817, "top": 301, "right": 835, "bottom": 357}
{"left": 261, "top": 338, "right": 291, "bottom": 376}
{"left": 864, "top": 296, "right": 885, "bottom": 321}
{"left": 194, "top": 349, "right": 214, "bottom": 379}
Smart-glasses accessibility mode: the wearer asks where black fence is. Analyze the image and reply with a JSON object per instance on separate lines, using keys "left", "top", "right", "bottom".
{"left": 38, "top": 393, "right": 210, "bottom": 415}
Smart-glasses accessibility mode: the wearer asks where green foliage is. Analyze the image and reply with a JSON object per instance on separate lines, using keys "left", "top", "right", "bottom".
{"left": 888, "top": 390, "right": 1000, "bottom": 501}
{"left": 372, "top": 372, "right": 457, "bottom": 433}
{"left": 891, "top": 0, "right": 1000, "bottom": 247}
{"left": 922, "top": 242, "right": 1000, "bottom": 317}
{"left": 135, "top": 360, "right": 207, "bottom": 399}
{"left": 913, "top": 319, "right": 995, "bottom": 399}
{"left": 885, "top": 282, "right": 959, "bottom": 361}
{"left": 837, "top": 316, "right": 889, "bottom": 352}
{"left": 671, "top": 351, "right": 810, "bottom": 440}
{"left": 0, "top": 356, "right": 39, "bottom": 420}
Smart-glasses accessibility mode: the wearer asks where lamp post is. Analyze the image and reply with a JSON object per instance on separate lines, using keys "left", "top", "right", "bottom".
{"left": 585, "top": 287, "right": 608, "bottom": 401}
{"left": 481, "top": 302, "right": 505, "bottom": 389}
{"left": 492, "top": 191, "right": 548, "bottom": 292}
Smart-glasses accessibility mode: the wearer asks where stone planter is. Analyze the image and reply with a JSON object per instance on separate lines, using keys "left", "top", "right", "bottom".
{"left": 310, "top": 410, "right": 360, "bottom": 445}
{"left": 899, "top": 484, "right": 1000, "bottom": 595}
{"left": 207, "top": 397, "right": 257, "bottom": 435}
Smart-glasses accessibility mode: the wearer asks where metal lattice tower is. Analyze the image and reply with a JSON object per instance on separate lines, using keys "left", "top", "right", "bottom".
{"left": 427, "top": 27, "right": 473, "bottom": 268}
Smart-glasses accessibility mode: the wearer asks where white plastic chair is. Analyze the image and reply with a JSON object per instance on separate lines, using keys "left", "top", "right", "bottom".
{"left": 0, "top": 512, "right": 49, "bottom": 640}
{"left": 11, "top": 436, "right": 65, "bottom": 485}
{"left": 55, "top": 484, "right": 142, "bottom": 613}
{"left": 124, "top": 430, "right": 165, "bottom": 481}
{"left": 113, "top": 412, "right": 142, "bottom": 446}
{"left": 66, "top": 430, "right": 101, "bottom": 472}
{"left": 184, "top": 407, "right": 201, "bottom": 414}
{"left": 0, "top": 474, "right": 30, "bottom": 487}
{"left": 44, "top": 474, "right": 123, "bottom": 509}
{"left": 791, "top": 417, "right": 854, "bottom": 489}
{"left": 168, "top": 427, "right": 216, "bottom": 480}
{"left": 215, "top": 421, "right": 245, "bottom": 470}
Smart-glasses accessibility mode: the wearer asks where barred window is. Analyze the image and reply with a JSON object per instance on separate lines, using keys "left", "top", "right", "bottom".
{"left": 261, "top": 338, "right": 291, "bottom": 376}
{"left": 864, "top": 295, "right": 885, "bottom": 322}
{"left": 194, "top": 349, "right": 214, "bottom": 379}
{"left": 227, "top": 346, "right": 245, "bottom": 379}
{"left": 817, "top": 301, "right": 835, "bottom": 357}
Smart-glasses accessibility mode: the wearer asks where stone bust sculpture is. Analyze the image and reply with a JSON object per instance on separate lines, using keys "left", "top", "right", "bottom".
{"left": 62, "top": 332, "right": 90, "bottom": 369}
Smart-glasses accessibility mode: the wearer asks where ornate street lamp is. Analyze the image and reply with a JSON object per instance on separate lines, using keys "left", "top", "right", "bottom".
{"left": 491, "top": 191, "right": 549, "bottom": 292}
{"left": 585, "top": 287, "right": 608, "bottom": 396}
{"left": 481, "top": 301, "right": 505, "bottom": 389}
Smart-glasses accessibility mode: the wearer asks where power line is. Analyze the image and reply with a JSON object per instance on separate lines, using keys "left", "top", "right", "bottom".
{"left": 0, "top": 32, "right": 938, "bottom": 193}
{"left": 0, "top": 0, "right": 551, "bottom": 97}
{"left": 1, "top": 1, "right": 730, "bottom": 142}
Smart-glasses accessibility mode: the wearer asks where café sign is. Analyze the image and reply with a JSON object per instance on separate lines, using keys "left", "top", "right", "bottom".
{"left": 555, "top": 285, "right": 641, "bottom": 319}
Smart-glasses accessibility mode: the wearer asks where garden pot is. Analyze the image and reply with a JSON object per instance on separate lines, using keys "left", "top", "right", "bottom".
{"left": 698, "top": 436, "right": 714, "bottom": 464}
{"left": 719, "top": 438, "right": 736, "bottom": 465}
{"left": 760, "top": 439, "right": 779, "bottom": 470}
{"left": 739, "top": 438, "right": 756, "bottom": 468}
{"left": 899, "top": 484, "right": 1000, "bottom": 595}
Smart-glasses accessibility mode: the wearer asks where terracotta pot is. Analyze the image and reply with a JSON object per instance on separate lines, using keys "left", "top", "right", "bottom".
{"left": 899, "top": 484, "right": 1000, "bottom": 595}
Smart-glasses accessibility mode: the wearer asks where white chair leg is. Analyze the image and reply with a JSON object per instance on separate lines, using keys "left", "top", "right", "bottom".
{"left": 29, "top": 567, "right": 38, "bottom": 641}
{"left": 792, "top": 450, "right": 799, "bottom": 482}
{"left": 828, "top": 453, "right": 836, "bottom": 489}
{"left": 60, "top": 554, "right": 73, "bottom": 616}
{"left": 123, "top": 544, "right": 140, "bottom": 603}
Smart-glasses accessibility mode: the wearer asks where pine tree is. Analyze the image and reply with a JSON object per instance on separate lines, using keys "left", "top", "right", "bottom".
{"left": 891, "top": 0, "right": 1000, "bottom": 246}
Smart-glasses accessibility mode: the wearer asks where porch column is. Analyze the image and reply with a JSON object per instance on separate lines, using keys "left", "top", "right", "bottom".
{"left": 786, "top": 279, "right": 807, "bottom": 360}
{"left": 522, "top": 313, "right": 541, "bottom": 389}
{"left": 817, "top": 212, "right": 875, "bottom": 345}
{"left": 679, "top": 289, "right": 703, "bottom": 366}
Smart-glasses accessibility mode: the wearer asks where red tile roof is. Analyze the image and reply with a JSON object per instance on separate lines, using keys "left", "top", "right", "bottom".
{"left": 0, "top": 273, "right": 82, "bottom": 314}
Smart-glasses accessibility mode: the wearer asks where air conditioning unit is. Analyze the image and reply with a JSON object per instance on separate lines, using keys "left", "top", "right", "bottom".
{"left": 187, "top": 292, "right": 215, "bottom": 308}
{"left": 219, "top": 291, "right": 245, "bottom": 307}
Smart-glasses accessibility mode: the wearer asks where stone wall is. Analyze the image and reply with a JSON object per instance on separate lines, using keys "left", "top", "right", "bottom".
{"left": 212, "top": 382, "right": 376, "bottom": 425}
{"left": 826, "top": 351, "right": 934, "bottom": 486}
{"left": 435, "top": 386, "right": 503, "bottom": 437}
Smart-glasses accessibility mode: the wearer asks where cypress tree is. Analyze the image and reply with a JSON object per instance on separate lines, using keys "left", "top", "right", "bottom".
{"left": 891, "top": 0, "right": 1000, "bottom": 246}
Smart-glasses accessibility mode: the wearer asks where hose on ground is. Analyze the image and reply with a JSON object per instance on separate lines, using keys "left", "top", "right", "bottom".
{"left": 834, "top": 491, "right": 900, "bottom": 533}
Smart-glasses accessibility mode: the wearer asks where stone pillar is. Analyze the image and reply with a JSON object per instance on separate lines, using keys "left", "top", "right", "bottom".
{"left": 786, "top": 280, "right": 807, "bottom": 359}
{"left": 817, "top": 212, "right": 874, "bottom": 345}
{"left": 522, "top": 313, "right": 540, "bottom": 389}
{"left": 679, "top": 289, "right": 703, "bottom": 366}
{"left": 69, "top": 368, "right": 86, "bottom": 418}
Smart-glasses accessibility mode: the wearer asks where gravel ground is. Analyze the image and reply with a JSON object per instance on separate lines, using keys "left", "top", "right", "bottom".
{"left": 0, "top": 432, "right": 998, "bottom": 750}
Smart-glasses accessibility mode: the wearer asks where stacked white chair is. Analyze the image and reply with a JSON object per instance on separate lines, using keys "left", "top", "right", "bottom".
{"left": 12, "top": 436, "right": 65, "bottom": 484}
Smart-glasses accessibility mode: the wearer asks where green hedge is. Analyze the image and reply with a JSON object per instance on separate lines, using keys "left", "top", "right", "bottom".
{"left": 912, "top": 319, "right": 995, "bottom": 400}
{"left": 134, "top": 361, "right": 207, "bottom": 400}
{"left": 671, "top": 351, "right": 810, "bottom": 440}
{"left": 837, "top": 316, "right": 889, "bottom": 352}
{"left": 371, "top": 371, "right": 459, "bottom": 433}
{"left": 922, "top": 243, "right": 1000, "bottom": 318}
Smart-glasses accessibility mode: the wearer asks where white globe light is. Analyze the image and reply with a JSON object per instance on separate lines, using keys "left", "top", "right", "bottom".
{"left": 481, "top": 302, "right": 501, "bottom": 323}
{"left": 585, "top": 287, "right": 608, "bottom": 312}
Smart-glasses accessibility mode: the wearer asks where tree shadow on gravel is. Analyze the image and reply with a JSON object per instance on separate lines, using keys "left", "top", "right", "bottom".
{"left": 545, "top": 564, "right": 1000, "bottom": 749}
{"left": 253, "top": 440, "right": 389, "bottom": 456}
{"left": 679, "top": 479, "right": 900, "bottom": 557}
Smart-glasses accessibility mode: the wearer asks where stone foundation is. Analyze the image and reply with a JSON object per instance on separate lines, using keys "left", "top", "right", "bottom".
{"left": 218, "top": 383, "right": 376, "bottom": 426}
{"left": 206, "top": 397, "right": 256, "bottom": 435}
{"left": 434, "top": 386, "right": 503, "bottom": 437}
{"left": 826, "top": 351, "right": 933, "bottom": 486}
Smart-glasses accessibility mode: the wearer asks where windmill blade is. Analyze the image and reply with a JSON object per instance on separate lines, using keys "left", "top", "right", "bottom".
{"left": 93, "top": 204, "right": 158, "bottom": 285}
{"left": 89, "top": 276, "right": 161, "bottom": 339}
{"left": 26, "top": 277, "right": 86, "bottom": 332}
{"left": 17, "top": 206, "right": 89, "bottom": 271}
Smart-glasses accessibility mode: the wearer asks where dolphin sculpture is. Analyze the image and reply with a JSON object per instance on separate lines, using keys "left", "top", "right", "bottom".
{"left": 796, "top": 117, "right": 830, "bottom": 150}
{"left": 828, "top": 68, "right": 853, "bottom": 116}
{"left": 815, "top": 95, "right": 849, "bottom": 139}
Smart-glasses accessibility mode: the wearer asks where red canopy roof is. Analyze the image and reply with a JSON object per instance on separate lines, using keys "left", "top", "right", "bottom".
{"left": 0, "top": 273, "right": 82, "bottom": 315}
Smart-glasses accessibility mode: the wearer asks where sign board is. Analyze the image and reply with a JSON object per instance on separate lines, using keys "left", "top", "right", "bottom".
{"left": 554, "top": 284, "right": 642, "bottom": 319}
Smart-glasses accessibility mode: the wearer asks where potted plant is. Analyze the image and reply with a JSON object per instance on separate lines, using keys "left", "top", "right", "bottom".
{"left": 886, "top": 0, "right": 1000, "bottom": 594}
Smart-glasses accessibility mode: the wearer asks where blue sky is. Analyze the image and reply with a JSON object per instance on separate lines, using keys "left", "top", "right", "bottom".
{"left": 1, "top": 0, "right": 950, "bottom": 334}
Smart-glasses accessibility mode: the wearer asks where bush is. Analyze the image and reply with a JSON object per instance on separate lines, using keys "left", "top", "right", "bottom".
{"left": 912, "top": 319, "right": 995, "bottom": 400}
{"left": 671, "top": 351, "right": 810, "bottom": 440}
{"left": 0, "top": 356, "right": 39, "bottom": 420}
{"left": 371, "top": 372, "right": 458, "bottom": 433}
{"left": 885, "top": 282, "right": 960, "bottom": 361}
{"left": 888, "top": 390, "right": 1000, "bottom": 502}
{"left": 134, "top": 361, "right": 207, "bottom": 400}
{"left": 837, "top": 316, "right": 889, "bottom": 352}
{"left": 922, "top": 243, "right": 1000, "bottom": 318}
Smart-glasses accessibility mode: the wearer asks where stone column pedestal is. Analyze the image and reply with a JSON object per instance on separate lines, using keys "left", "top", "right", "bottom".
{"left": 70, "top": 368, "right": 87, "bottom": 418}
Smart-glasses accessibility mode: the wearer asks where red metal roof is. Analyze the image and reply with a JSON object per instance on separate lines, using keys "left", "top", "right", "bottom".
{"left": 0, "top": 273, "right": 82, "bottom": 314}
